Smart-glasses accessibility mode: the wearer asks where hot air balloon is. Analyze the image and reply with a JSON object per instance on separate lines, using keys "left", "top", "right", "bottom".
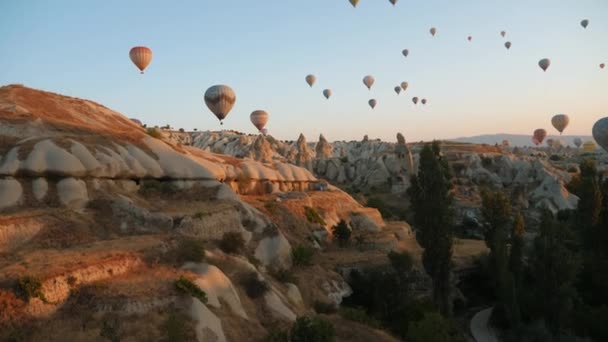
{"left": 394, "top": 86, "right": 402, "bottom": 95}
{"left": 323, "top": 89, "right": 332, "bottom": 99}
{"left": 389, "top": 0, "right": 398, "bottom": 5}
{"left": 402, "top": 49, "right": 409, "bottom": 58}
{"left": 592, "top": 117, "right": 608, "bottom": 152}
{"left": 250, "top": 110, "right": 269, "bottom": 132}
{"left": 261, "top": 128, "right": 268, "bottom": 136}
{"left": 204, "top": 85, "right": 236, "bottom": 125}
{"left": 583, "top": 141, "right": 597, "bottom": 152}
{"left": 400, "top": 82, "right": 408, "bottom": 91}
{"left": 533, "top": 128, "right": 547, "bottom": 144}
{"left": 532, "top": 136, "right": 540, "bottom": 146}
{"left": 538, "top": 58, "right": 551, "bottom": 72}
{"left": 551, "top": 114, "right": 570, "bottom": 134}
{"left": 581, "top": 19, "right": 589, "bottom": 29}
{"left": 430, "top": 27, "right": 437, "bottom": 36}
{"left": 546, "top": 138, "right": 554, "bottom": 148}
{"left": 505, "top": 41, "right": 512, "bottom": 50}
{"left": 368, "top": 99, "right": 377, "bottom": 109}
{"left": 601, "top": 63, "right": 606, "bottom": 69}
{"left": 349, "top": 0, "right": 359, "bottom": 7}
{"left": 467, "top": 36, "right": 472, "bottom": 42}
{"left": 129, "top": 46, "right": 152, "bottom": 74}
{"left": 421, "top": 99, "right": 427, "bottom": 105}
{"left": 573, "top": 137, "right": 583, "bottom": 148}
{"left": 412, "top": 97, "right": 419, "bottom": 105}
{"left": 363, "top": 75, "right": 375, "bottom": 90}
{"left": 500, "top": 31, "right": 506, "bottom": 38}
{"left": 305, "top": 74, "right": 316, "bottom": 87}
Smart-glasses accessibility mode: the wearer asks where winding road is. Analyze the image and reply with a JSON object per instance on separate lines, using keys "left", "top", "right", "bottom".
{"left": 470, "top": 307, "right": 499, "bottom": 342}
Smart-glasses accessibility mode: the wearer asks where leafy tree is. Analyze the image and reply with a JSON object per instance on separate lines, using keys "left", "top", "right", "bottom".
{"left": 290, "top": 316, "right": 335, "bottom": 342}
{"left": 407, "top": 312, "right": 465, "bottom": 342}
{"left": 481, "top": 190, "right": 512, "bottom": 251}
{"left": 407, "top": 142, "right": 454, "bottom": 315}
{"left": 388, "top": 250, "right": 414, "bottom": 274}
{"left": 528, "top": 210, "right": 580, "bottom": 334}
{"left": 332, "top": 219, "right": 351, "bottom": 247}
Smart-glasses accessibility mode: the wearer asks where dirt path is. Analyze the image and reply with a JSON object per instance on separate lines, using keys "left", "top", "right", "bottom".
{"left": 470, "top": 307, "right": 499, "bottom": 342}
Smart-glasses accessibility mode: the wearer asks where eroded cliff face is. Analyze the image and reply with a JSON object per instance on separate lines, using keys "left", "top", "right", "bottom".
{"left": 0, "top": 85, "right": 406, "bottom": 342}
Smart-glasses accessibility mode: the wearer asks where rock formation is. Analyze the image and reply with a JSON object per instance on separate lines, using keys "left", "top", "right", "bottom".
{"left": 315, "top": 134, "right": 333, "bottom": 159}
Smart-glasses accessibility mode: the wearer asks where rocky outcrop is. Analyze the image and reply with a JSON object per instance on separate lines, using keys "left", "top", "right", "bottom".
{"left": 294, "top": 133, "right": 313, "bottom": 171}
{"left": 250, "top": 135, "right": 273, "bottom": 163}
{"left": 315, "top": 134, "right": 333, "bottom": 159}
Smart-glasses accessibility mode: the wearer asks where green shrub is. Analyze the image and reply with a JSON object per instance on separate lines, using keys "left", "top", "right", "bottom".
{"left": 304, "top": 207, "right": 326, "bottom": 226}
{"left": 178, "top": 128, "right": 185, "bottom": 133}
{"left": 176, "top": 239, "right": 206, "bottom": 263}
{"left": 146, "top": 127, "right": 162, "bottom": 139}
{"left": 339, "top": 307, "right": 381, "bottom": 328}
{"left": 17, "top": 276, "right": 47, "bottom": 302}
{"left": 270, "top": 267, "right": 294, "bottom": 283}
{"left": 219, "top": 232, "right": 246, "bottom": 254}
{"left": 264, "top": 328, "right": 289, "bottom": 342}
{"left": 192, "top": 211, "right": 208, "bottom": 220}
{"left": 174, "top": 276, "right": 208, "bottom": 303}
{"left": 100, "top": 319, "right": 120, "bottom": 342}
{"left": 481, "top": 156, "right": 493, "bottom": 168}
{"left": 264, "top": 200, "right": 279, "bottom": 214}
{"left": 290, "top": 316, "right": 335, "bottom": 342}
{"left": 292, "top": 244, "right": 314, "bottom": 266}
{"left": 139, "top": 180, "right": 162, "bottom": 194}
{"left": 407, "top": 312, "right": 465, "bottom": 342}
{"left": 340, "top": 156, "right": 348, "bottom": 163}
{"left": 160, "top": 182, "right": 177, "bottom": 194}
{"left": 314, "top": 300, "right": 337, "bottom": 314}
{"left": 366, "top": 197, "right": 394, "bottom": 219}
{"left": 332, "top": 219, "right": 351, "bottom": 247}
{"left": 239, "top": 272, "right": 269, "bottom": 299}
{"left": 549, "top": 154, "right": 563, "bottom": 161}
{"left": 388, "top": 250, "right": 414, "bottom": 273}
{"left": 164, "top": 313, "right": 188, "bottom": 342}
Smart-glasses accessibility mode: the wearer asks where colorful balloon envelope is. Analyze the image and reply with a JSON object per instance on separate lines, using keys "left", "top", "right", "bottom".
{"left": 250, "top": 110, "right": 269, "bottom": 132}
{"left": 539, "top": 58, "right": 551, "bottom": 72}
{"left": 305, "top": 74, "right": 316, "bottom": 87}
{"left": 368, "top": 99, "right": 377, "bottom": 109}
{"left": 129, "top": 46, "right": 152, "bottom": 74}
{"left": 323, "top": 89, "right": 332, "bottom": 99}
{"left": 204, "top": 85, "right": 236, "bottom": 125}
{"left": 592, "top": 117, "right": 608, "bottom": 152}
{"left": 533, "top": 129, "right": 547, "bottom": 144}
{"left": 551, "top": 114, "right": 570, "bottom": 135}
{"left": 363, "top": 75, "right": 375, "bottom": 90}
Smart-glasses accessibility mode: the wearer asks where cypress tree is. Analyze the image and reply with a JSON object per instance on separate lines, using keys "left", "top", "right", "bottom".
{"left": 407, "top": 141, "right": 454, "bottom": 315}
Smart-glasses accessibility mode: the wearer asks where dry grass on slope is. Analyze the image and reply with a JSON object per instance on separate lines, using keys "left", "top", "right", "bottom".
{"left": 0, "top": 85, "right": 145, "bottom": 142}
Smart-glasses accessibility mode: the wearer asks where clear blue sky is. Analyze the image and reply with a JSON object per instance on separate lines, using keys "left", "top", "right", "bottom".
{"left": 1, "top": 0, "right": 607, "bottom": 142}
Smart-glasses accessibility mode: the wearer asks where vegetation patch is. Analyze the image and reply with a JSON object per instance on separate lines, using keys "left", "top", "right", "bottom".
{"left": 313, "top": 300, "right": 337, "bottom": 314}
{"left": 290, "top": 316, "right": 335, "bottom": 342}
{"left": 175, "top": 238, "right": 206, "bottom": 263}
{"left": 239, "top": 272, "right": 269, "bottom": 299}
{"left": 339, "top": 307, "right": 381, "bottom": 328}
{"left": 219, "top": 232, "right": 246, "bottom": 254}
{"left": 146, "top": 127, "right": 162, "bottom": 139}
{"left": 174, "top": 276, "right": 208, "bottom": 303}
{"left": 292, "top": 244, "right": 314, "bottom": 266}
{"left": 304, "top": 206, "right": 326, "bottom": 226}
{"left": 16, "top": 276, "right": 47, "bottom": 303}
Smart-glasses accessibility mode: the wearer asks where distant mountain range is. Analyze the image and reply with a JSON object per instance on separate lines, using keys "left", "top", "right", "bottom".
{"left": 449, "top": 134, "right": 594, "bottom": 147}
